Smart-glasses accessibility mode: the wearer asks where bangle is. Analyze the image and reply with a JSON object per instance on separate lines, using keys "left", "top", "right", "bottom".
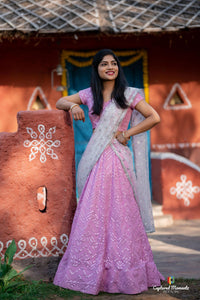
{"left": 122, "top": 131, "right": 130, "bottom": 140}
{"left": 70, "top": 104, "right": 79, "bottom": 111}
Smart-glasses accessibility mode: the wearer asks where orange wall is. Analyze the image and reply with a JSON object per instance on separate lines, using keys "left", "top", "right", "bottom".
{"left": 148, "top": 44, "right": 200, "bottom": 147}
{"left": 0, "top": 30, "right": 199, "bottom": 153}
{"left": 0, "top": 43, "right": 63, "bottom": 132}
{"left": 0, "top": 110, "right": 77, "bottom": 256}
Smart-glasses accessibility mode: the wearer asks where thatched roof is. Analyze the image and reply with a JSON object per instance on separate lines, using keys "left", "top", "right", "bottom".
{"left": 0, "top": 0, "right": 199, "bottom": 34}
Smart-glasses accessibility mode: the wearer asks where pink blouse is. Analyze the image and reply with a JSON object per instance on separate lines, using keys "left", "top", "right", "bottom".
{"left": 79, "top": 87, "right": 143, "bottom": 131}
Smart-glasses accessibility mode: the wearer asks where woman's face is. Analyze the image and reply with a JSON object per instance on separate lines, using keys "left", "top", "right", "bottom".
{"left": 97, "top": 55, "right": 119, "bottom": 81}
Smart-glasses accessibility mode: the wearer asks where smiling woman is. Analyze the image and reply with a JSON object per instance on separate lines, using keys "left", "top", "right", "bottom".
{"left": 54, "top": 49, "right": 163, "bottom": 296}
{"left": 97, "top": 55, "right": 119, "bottom": 82}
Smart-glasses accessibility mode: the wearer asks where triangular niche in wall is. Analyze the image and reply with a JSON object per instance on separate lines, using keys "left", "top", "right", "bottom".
{"left": 27, "top": 86, "right": 51, "bottom": 110}
{"left": 163, "top": 83, "right": 192, "bottom": 110}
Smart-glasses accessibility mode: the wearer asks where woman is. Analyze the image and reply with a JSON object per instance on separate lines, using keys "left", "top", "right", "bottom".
{"left": 53, "top": 49, "right": 165, "bottom": 295}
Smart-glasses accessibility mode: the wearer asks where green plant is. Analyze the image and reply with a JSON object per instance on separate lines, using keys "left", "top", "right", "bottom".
{"left": 0, "top": 239, "right": 31, "bottom": 292}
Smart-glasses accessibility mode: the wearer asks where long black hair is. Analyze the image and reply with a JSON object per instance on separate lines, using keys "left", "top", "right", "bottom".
{"left": 91, "top": 49, "right": 128, "bottom": 115}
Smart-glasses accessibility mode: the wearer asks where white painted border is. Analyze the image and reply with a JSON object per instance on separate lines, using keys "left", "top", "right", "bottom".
{"left": 151, "top": 151, "right": 200, "bottom": 173}
{"left": 0, "top": 234, "right": 68, "bottom": 260}
{"left": 27, "top": 86, "right": 51, "bottom": 110}
{"left": 152, "top": 142, "right": 200, "bottom": 150}
{"left": 163, "top": 83, "right": 192, "bottom": 110}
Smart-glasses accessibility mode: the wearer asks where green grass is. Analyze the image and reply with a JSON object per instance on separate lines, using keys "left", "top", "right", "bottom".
{"left": 0, "top": 277, "right": 199, "bottom": 300}
{"left": 0, "top": 279, "right": 85, "bottom": 300}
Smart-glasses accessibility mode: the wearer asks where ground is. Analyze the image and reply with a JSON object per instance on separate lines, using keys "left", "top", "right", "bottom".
{"left": 1, "top": 278, "right": 199, "bottom": 300}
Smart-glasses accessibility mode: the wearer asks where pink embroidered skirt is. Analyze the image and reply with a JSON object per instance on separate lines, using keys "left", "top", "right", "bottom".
{"left": 53, "top": 142, "right": 165, "bottom": 295}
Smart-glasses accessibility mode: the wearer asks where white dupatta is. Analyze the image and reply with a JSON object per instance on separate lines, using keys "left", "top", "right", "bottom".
{"left": 77, "top": 87, "right": 155, "bottom": 233}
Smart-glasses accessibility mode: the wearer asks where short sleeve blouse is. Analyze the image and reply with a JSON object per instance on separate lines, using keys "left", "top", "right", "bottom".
{"left": 79, "top": 87, "right": 144, "bottom": 130}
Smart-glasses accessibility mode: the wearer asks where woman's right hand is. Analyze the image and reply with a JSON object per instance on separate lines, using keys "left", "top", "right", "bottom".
{"left": 71, "top": 105, "right": 85, "bottom": 122}
{"left": 56, "top": 93, "right": 85, "bottom": 122}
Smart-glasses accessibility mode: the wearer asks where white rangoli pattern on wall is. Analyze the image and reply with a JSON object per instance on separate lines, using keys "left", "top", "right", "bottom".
{"left": 0, "top": 234, "right": 68, "bottom": 259}
{"left": 24, "top": 124, "right": 61, "bottom": 163}
{"left": 170, "top": 175, "right": 200, "bottom": 206}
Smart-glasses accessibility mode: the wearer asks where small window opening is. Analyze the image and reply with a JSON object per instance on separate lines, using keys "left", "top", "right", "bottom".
{"left": 31, "top": 96, "right": 46, "bottom": 110}
{"left": 37, "top": 186, "right": 47, "bottom": 212}
{"left": 169, "top": 92, "right": 184, "bottom": 106}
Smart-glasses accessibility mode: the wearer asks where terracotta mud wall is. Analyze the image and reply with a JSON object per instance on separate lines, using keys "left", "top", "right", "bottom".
{"left": 151, "top": 152, "right": 200, "bottom": 219}
{"left": 0, "top": 110, "right": 76, "bottom": 262}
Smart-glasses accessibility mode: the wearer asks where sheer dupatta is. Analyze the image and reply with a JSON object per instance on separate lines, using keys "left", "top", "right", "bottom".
{"left": 77, "top": 87, "right": 155, "bottom": 233}
{"left": 131, "top": 92, "right": 155, "bottom": 233}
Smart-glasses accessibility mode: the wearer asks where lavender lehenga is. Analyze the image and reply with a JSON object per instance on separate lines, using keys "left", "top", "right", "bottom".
{"left": 53, "top": 87, "right": 165, "bottom": 295}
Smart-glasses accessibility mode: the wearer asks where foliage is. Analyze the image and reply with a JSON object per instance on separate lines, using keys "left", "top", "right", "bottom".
{"left": 0, "top": 278, "right": 199, "bottom": 300}
{"left": 0, "top": 280, "right": 88, "bottom": 300}
{"left": 0, "top": 239, "right": 31, "bottom": 293}
{"left": 0, "top": 246, "right": 199, "bottom": 300}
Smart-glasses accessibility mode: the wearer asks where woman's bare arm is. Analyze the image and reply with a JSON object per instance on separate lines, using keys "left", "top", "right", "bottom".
{"left": 56, "top": 93, "right": 85, "bottom": 122}
{"left": 125, "top": 100, "right": 160, "bottom": 138}
{"left": 116, "top": 100, "right": 160, "bottom": 145}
